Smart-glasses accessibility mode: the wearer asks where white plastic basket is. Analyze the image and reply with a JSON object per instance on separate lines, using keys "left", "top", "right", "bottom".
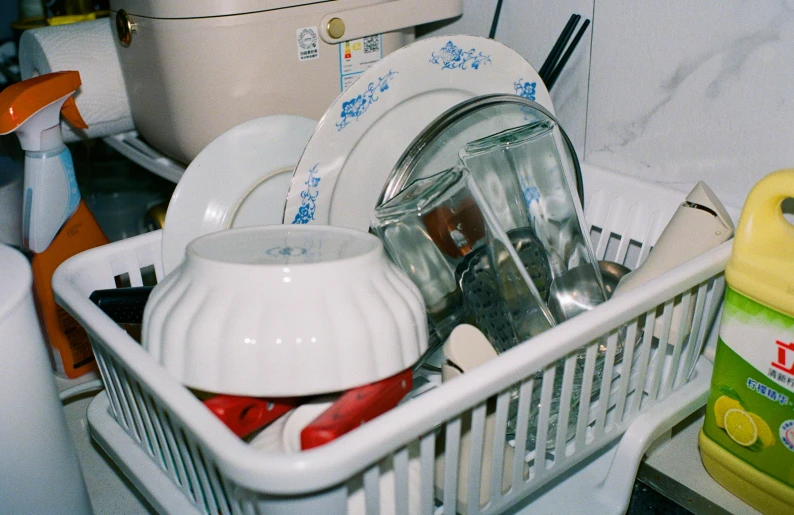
{"left": 54, "top": 163, "right": 734, "bottom": 515}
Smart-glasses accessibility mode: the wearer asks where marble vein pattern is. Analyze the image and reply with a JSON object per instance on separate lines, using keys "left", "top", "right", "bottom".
{"left": 585, "top": 0, "right": 794, "bottom": 207}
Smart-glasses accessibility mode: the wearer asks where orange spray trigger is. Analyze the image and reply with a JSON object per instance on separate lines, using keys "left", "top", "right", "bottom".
{"left": 0, "top": 71, "right": 83, "bottom": 135}
{"left": 60, "top": 96, "right": 87, "bottom": 130}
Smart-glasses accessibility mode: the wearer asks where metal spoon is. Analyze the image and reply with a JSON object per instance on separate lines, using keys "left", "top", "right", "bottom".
{"left": 547, "top": 264, "right": 607, "bottom": 322}
{"left": 546, "top": 260, "right": 630, "bottom": 322}
{"left": 599, "top": 260, "right": 631, "bottom": 299}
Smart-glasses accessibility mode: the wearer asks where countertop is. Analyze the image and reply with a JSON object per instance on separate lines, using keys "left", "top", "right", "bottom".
{"left": 58, "top": 373, "right": 155, "bottom": 515}
{"left": 638, "top": 408, "right": 762, "bottom": 515}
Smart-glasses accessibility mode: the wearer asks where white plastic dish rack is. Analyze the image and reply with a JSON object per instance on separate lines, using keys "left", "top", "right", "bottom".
{"left": 53, "top": 163, "right": 735, "bottom": 515}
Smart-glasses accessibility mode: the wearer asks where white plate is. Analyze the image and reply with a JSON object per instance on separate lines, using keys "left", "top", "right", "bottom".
{"left": 161, "top": 115, "right": 316, "bottom": 274}
{"left": 283, "top": 35, "right": 553, "bottom": 231}
{"left": 250, "top": 397, "right": 336, "bottom": 454}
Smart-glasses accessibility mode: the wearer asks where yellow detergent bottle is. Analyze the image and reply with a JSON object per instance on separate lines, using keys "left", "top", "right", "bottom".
{"left": 700, "top": 169, "right": 794, "bottom": 514}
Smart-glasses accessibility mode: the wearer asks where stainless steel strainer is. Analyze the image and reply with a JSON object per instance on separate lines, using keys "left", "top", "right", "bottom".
{"left": 456, "top": 226, "right": 552, "bottom": 353}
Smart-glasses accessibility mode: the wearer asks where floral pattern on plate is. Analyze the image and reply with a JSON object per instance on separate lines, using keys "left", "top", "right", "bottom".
{"left": 336, "top": 70, "right": 398, "bottom": 131}
{"left": 283, "top": 35, "right": 553, "bottom": 230}
{"left": 430, "top": 41, "right": 492, "bottom": 70}
{"left": 514, "top": 79, "right": 537, "bottom": 101}
{"left": 291, "top": 164, "right": 321, "bottom": 224}
{"left": 521, "top": 180, "right": 541, "bottom": 208}
{"left": 265, "top": 246, "right": 309, "bottom": 257}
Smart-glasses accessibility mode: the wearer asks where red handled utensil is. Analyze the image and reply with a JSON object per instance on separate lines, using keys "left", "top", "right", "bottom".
{"left": 203, "top": 395, "right": 300, "bottom": 438}
{"left": 300, "top": 368, "right": 413, "bottom": 450}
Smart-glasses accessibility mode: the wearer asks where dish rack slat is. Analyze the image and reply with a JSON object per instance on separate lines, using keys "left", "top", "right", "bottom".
{"left": 54, "top": 163, "right": 732, "bottom": 514}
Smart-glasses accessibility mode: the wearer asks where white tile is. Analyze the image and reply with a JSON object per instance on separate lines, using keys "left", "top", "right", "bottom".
{"left": 585, "top": 0, "right": 794, "bottom": 207}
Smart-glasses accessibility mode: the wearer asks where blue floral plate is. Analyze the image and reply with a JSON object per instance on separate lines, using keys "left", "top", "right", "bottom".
{"left": 283, "top": 35, "right": 552, "bottom": 231}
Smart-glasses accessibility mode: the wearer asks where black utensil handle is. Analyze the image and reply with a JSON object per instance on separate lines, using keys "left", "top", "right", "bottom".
{"left": 539, "top": 14, "right": 581, "bottom": 81}
{"left": 89, "top": 286, "right": 154, "bottom": 324}
{"left": 545, "top": 18, "right": 591, "bottom": 90}
{"left": 489, "top": 0, "right": 504, "bottom": 39}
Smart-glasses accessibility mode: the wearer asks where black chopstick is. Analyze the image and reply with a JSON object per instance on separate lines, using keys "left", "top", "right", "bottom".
{"left": 538, "top": 14, "right": 580, "bottom": 81}
{"left": 489, "top": 0, "right": 504, "bottom": 39}
{"left": 545, "top": 18, "right": 591, "bottom": 90}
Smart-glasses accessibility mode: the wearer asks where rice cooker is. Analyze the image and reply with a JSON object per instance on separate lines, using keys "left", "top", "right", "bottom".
{"left": 109, "top": 0, "right": 463, "bottom": 164}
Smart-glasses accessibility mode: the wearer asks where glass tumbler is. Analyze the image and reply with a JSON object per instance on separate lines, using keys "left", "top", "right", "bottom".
{"left": 371, "top": 165, "right": 555, "bottom": 354}
{"left": 460, "top": 120, "right": 610, "bottom": 450}
{"left": 459, "top": 119, "right": 607, "bottom": 322}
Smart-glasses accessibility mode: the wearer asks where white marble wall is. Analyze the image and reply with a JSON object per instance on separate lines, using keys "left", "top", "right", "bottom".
{"left": 423, "top": 0, "right": 794, "bottom": 207}
{"left": 586, "top": 0, "right": 794, "bottom": 207}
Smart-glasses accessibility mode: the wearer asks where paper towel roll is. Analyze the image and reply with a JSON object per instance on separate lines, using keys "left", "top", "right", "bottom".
{"left": 19, "top": 18, "right": 135, "bottom": 142}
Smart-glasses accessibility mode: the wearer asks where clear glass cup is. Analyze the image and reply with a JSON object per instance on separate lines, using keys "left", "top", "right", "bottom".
{"left": 460, "top": 120, "right": 611, "bottom": 451}
{"left": 459, "top": 119, "right": 607, "bottom": 322}
{"left": 371, "top": 165, "right": 555, "bottom": 354}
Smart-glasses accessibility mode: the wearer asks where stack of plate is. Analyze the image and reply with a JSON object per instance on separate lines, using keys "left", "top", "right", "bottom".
{"left": 161, "top": 34, "right": 555, "bottom": 273}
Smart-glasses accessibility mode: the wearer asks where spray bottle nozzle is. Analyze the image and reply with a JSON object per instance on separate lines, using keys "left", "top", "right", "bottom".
{"left": 0, "top": 70, "right": 86, "bottom": 151}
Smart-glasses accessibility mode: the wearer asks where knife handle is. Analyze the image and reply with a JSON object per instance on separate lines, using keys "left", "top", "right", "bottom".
{"left": 301, "top": 368, "right": 412, "bottom": 450}
{"left": 204, "top": 395, "right": 299, "bottom": 438}
{"left": 89, "top": 286, "right": 153, "bottom": 324}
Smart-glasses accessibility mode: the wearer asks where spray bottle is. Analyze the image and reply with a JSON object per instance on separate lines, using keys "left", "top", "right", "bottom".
{"left": 0, "top": 71, "right": 108, "bottom": 377}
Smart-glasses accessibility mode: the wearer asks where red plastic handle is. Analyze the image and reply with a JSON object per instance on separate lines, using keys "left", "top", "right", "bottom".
{"left": 300, "top": 368, "right": 413, "bottom": 450}
{"left": 203, "top": 395, "right": 300, "bottom": 438}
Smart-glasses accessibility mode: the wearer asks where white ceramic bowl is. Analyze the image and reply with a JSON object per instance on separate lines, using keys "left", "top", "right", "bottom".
{"left": 142, "top": 225, "right": 428, "bottom": 397}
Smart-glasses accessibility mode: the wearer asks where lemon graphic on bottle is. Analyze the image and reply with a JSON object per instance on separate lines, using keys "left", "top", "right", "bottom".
{"left": 713, "top": 390, "right": 775, "bottom": 450}
{"left": 747, "top": 412, "right": 775, "bottom": 448}
{"left": 724, "top": 408, "right": 757, "bottom": 446}
{"left": 714, "top": 395, "right": 742, "bottom": 429}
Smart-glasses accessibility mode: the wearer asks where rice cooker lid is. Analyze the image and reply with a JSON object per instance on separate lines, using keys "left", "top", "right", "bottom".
{"left": 109, "top": 0, "right": 329, "bottom": 19}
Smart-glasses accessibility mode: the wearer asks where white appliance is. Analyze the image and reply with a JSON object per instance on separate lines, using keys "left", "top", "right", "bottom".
{"left": 108, "top": 0, "right": 463, "bottom": 164}
{"left": 0, "top": 245, "right": 92, "bottom": 514}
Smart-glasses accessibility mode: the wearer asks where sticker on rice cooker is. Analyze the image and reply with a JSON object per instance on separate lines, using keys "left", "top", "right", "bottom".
{"left": 297, "top": 27, "right": 319, "bottom": 61}
{"left": 339, "top": 35, "right": 383, "bottom": 91}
